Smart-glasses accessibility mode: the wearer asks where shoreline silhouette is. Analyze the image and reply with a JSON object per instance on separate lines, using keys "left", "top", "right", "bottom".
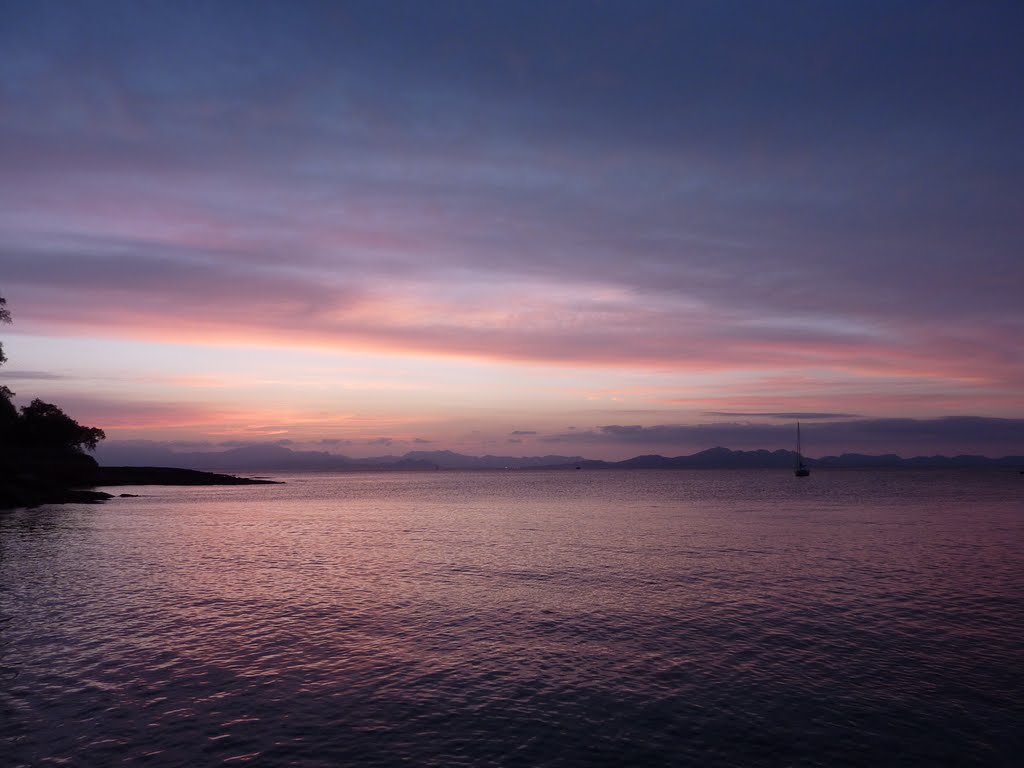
{"left": 1, "top": 465, "right": 279, "bottom": 511}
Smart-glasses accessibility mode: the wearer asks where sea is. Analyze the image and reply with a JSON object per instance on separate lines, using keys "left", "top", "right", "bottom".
{"left": 1, "top": 469, "right": 1021, "bottom": 767}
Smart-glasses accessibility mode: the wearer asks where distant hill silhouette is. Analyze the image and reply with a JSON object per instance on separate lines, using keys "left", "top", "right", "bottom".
{"left": 95, "top": 442, "right": 585, "bottom": 471}
{"left": 95, "top": 442, "right": 1024, "bottom": 472}
{"left": 535, "top": 447, "right": 1024, "bottom": 470}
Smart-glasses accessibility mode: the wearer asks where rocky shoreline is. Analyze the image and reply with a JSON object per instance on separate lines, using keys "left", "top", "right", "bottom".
{"left": 1, "top": 465, "right": 281, "bottom": 510}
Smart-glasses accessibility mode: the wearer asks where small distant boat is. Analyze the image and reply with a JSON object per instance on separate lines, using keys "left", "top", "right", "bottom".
{"left": 794, "top": 422, "right": 810, "bottom": 477}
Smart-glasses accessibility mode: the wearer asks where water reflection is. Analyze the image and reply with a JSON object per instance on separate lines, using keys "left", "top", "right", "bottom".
{"left": 2, "top": 470, "right": 1022, "bottom": 766}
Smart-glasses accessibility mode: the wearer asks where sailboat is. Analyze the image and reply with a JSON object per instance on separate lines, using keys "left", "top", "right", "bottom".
{"left": 794, "top": 422, "right": 810, "bottom": 477}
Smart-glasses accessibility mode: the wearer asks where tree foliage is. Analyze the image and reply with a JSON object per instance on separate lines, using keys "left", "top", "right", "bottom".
{"left": 17, "top": 398, "right": 106, "bottom": 454}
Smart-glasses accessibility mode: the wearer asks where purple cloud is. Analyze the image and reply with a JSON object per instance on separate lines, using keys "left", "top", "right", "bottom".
{"left": 1, "top": 370, "right": 69, "bottom": 380}
{"left": 2, "top": 2, "right": 1021, "bottom": 456}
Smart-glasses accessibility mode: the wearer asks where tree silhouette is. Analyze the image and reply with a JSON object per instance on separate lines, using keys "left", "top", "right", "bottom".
{"left": 0, "top": 294, "right": 10, "bottom": 366}
{"left": 1, "top": 292, "right": 107, "bottom": 506}
{"left": 1, "top": 293, "right": 14, "bottom": 418}
{"left": 17, "top": 398, "right": 106, "bottom": 456}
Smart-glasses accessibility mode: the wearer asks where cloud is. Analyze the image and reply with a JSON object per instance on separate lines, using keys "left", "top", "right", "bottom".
{"left": 0, "top": 370, "right": 69, "bottom": 380}
{"left": 3, "top": 392, "right": 230, "bottom": 430}
{"left": 703, "top": 411, "right": 861, "bottom": 420}
{"left": 1, "top": 3, "right": 1021, "bottom": 455}
{"left": 510, "top": 430, "right": 538, "bottom": 435}
{"left": 100, "top": 438, "right": 217, "bottom": 452}
{"left": 218, "top": 438, "right": 292, "bottom": 448}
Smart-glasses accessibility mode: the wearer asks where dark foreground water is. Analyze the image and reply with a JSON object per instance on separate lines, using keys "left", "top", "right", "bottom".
{"left": 2, "top": 469, "right": 1022, "bottom": 767}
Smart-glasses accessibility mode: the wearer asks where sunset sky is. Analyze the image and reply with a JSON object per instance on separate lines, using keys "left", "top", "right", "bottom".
{"left": 2, "top": 1, "right": 1022, "bottom": 460}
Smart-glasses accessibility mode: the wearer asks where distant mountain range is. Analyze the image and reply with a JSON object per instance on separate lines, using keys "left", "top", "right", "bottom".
{"left": 540, "top": 447, "right": 1024, "bottom": 470}
{"left": 95, "top": 442, "right": 585, "bottom": 471}
{"left": 95, "top": 442, "right": 1024, "bottom": 471}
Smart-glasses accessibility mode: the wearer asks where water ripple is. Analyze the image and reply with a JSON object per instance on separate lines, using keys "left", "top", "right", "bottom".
{"left": 2, "top": 469, "right": 1022, "bottom": 766}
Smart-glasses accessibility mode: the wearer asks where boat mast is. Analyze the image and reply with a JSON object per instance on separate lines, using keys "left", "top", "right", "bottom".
{"left": 794, "top": 421, "right": 810, "bottom": 476}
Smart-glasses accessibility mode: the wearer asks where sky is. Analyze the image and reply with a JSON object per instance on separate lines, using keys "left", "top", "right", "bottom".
{"left": 1, "top": 0, "right": 1023, "bottom": 460}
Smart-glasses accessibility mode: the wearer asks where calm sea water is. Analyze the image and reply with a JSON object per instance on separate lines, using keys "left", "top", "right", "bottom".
{"left": 2, "top": 469, "right": 1022, "bottom": 767}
